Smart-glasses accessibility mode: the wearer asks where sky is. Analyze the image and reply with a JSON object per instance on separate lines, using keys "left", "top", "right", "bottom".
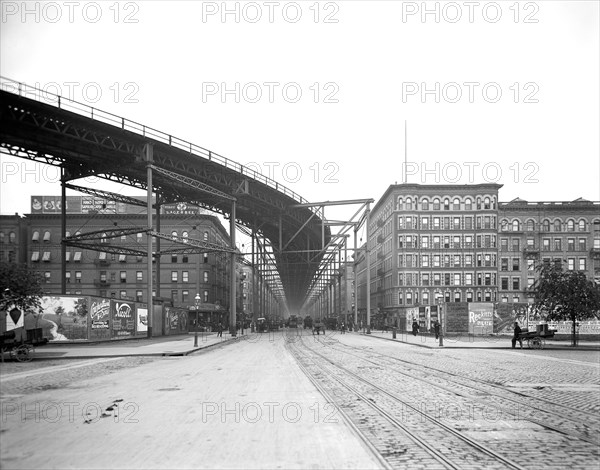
{"left": 1, "top": 0, "right": 599, "bottom": 244}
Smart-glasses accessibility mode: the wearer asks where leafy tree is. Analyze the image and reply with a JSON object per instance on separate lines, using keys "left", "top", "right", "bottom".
{"left": 0, "top": 263, "right": 43, "bottom": 313}
{"left": 529, "top": 261, "right": 600, "bottom": 346}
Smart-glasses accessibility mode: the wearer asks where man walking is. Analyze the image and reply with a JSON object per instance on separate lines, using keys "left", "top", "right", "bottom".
{"left": 512, "top": 321, "right": 523, "bottom": 349}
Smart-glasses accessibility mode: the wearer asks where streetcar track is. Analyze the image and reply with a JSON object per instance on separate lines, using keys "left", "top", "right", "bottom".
{"left": 315, "top": 338, "right": 600, "bottom": 445}
{"left": 290, "top": 336, "right": 528, "bottom": 470}
{"left": 0, "top": 357, "right": 124, "bottom": 382}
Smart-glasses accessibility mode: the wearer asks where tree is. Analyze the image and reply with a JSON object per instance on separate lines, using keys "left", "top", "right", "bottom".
{"left": 0, "top": 263, "right": 43, "bottom": 313}
{"left": 529, "top": 261, "right": 600, "bottom": 346}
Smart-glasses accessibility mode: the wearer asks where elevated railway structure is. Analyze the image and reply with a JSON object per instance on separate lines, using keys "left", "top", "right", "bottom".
{"left": 0, "top": 77, "right": 332, "bottom": 335}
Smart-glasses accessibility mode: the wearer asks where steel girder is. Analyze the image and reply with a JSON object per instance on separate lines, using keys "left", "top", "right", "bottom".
{"left": 0, "top": 88, "right": 329, "bottom": 309}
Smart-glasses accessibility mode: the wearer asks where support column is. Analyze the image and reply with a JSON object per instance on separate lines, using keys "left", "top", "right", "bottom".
{"left": 230, "top": 201, "right": 237, "bottom": 336}
{"left": 354, "top": 228, "right": 358, "bottom": 328}
{"left": 366, "top": 203, "right": 371, "bottom": 334}
{"left": 156, "top": 202, "right": 161, "bottom": 300}
{"left": 60, "top": 169, "right": 66, "bottom": 295}
{"left": 145, "top": 144, "right": 154, "bottom": 338}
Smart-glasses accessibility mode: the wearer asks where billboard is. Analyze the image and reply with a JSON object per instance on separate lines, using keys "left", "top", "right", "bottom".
{"left": 39, "top": 296, "right": 89, "bottom": 341}
{"left": 111, "top": 300, "right": 136, "bottom": 338}
{"left": 89, "top": 297, "right": 111, "bottom": 340}
{"left": 468, "top": 303, "right": 494, "bottom": 335}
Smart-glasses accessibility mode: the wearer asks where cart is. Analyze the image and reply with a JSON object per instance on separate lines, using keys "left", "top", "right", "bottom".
{"left": 518, "top": 324, "right": 556, "bottom": 350}
{"left": 1, "top": 328, "right": 48, "bottom": 362}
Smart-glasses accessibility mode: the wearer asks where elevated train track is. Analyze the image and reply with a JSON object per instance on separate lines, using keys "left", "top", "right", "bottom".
{"left": 0, "top": 78, "right": 330, "bottom": 312}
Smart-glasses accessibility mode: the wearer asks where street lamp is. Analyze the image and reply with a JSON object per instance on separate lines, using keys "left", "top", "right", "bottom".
{"left": 194, "top": 293, "right": 201, "bottom": 347}
{"left": 437, "top": 296, "right": 444, "bottom": 347}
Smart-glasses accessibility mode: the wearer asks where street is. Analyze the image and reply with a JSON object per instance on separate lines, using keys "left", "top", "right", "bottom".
{"left": 1, "top": 330, "right": 599, "bottom": 469}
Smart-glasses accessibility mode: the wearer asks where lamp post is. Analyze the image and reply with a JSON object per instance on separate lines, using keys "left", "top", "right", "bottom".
{"left": 194, "top": 293, "right": 201, "bottom": 347}
{"left": 437, "top": 296, "right": 444, "bottom": 347}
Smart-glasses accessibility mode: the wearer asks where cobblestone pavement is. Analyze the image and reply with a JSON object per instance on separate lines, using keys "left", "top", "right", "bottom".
{"left": 287, "top": 330, "right": 600, "bottom": 470}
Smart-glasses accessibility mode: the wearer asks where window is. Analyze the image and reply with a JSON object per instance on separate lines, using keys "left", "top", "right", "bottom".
{"left": 120, "top": 291, "right": 127, "bottom": 299}
{"left": 421, "top": 217, "right": 429, "bottom": 230}
{"left": 542, "top": 239, "right": 550, "bottom": 251}
{"left": 512, "top": 239, "right": 520, "bottom": 251}
{"left": 445, "top": 273, "right": 451, "bottom": 286}
{"left": 527, "top": 278, "right": 535, "bottom": 288}
{"left": 422, "top": 274, "right": 429, "bottom": 286}
{"left": 527, "top": 220, "right": 535, "bottom": 231}
{"left": 567, "top": 238, "right": 575, "bottom": 251}
{"left": 203, "top": 253, "right": 209, "bottom": 263}
{"left": 137, "top": 233, "right": 143, "bottom": 242}
{"left": 203, "top": 290, "right": 209, "bottom": 302}
{"left": 454, "top": 291, "right": 461, "bottom": 302}
{"left": 454, "top": 217, "right": 461, "bottom": 230}
{"left": 136, "top": 291, "right": 143, "bottom": 302}
{"left": 31, "top": 251, "right": 40, "bottom": 262}
{"left": 422, "top": 292, "right": 429, "bottom": 305}
{"left": 405, "top": 273, "right": 412, "bottom": 286}
{"left": 512, "top": 277, "right": 520, "bottom": 290}
{"left": 182, "top": 231, "right": 189, "bottom": 240}
{"left": 32, "top": 231, "right": 40, "bottom": 242}
{"left": 42, "top": 252, "right": 51, "bottom": 262}
{"left": 182, "top": 255, "right": 189, "bottom": 263}
{"left": 433, "top": 217, "right": 440, "bottom": 229}
{"left": 554, "top": 238, "right": 562, "bottom": 251}
{"left": 465, "top": 198, "right": 472, "bottom": 210}
{"left": 454, "top": 273, "right": 461, "bottom": 285}
{"left": 453, "top": 236, "right": 461, "bottom": 248}
{"left": 398, "top": 273, "right": 403, "bottom": 286}
{"left": 484, "top": 197, "right": 490, "bottom": 210}
{"left": 120, "top": 271, "right": 127, "bottom": 283}
{"left": 101, "top": 233, "right": 107, "bottom": 243}
{"left": 204, "top": 231, "right": 209, "bottom": 241}
{"left": 465, "top": 273, "right": 472, "bottom": 285}
{"left": 485, "top": 273, "right": 492, "bottom": 286}
{"left": 421, "top": 255, "right": 429, "bottom": 267}
{"left": 567, "top": 220, "right": 575, "bottom": 232}
{"left": 501, "top": 277, "right": 509, "bottom": 290}
{"left": 579, "top": 258, "right": 586, "bottom": 270}
{"left": 421, "top": 236, "right": 429, "bottom": 249}
{"left": 9, "top": 232, "right": 15, "bottom": 243}
{"left": 578, "top": 238, "right": 586, "bottom": 251}
{"left": 171, "top": 271, "right": 178, "bottom": 282}
{"left": 171, "top": 230, "right": 178, "bottom": 240}
{"left": 542, "top": 220, "right": 550, "bottom": 232}
{"left": 433, "top": 255, "right": 440, "bottom": 267}
{"left": 578, "top": 220, "right": 586, "bottom": 232}
{"left": 204, "top": 271, "right": 209, "bottom": 283}
{"left": 171, "top": 254, "right": 178, "bottom": 263}
{"left": 119, "top": 255, "right": 126, "bottom": 263}
{"left": 464, "top": 255, "right": 473, "bottom": 267}
{"left": 453, "top": 198, "right": 460, "bottom": 210}
{"left": 43, "top": 231, "right": 51, "bottom": 242}
{"left": 443, "top": 198, "right": 450, "bottom": 210}
{"left": 554, "top": 220, "right": 562, "bottom": 232}
{"left": 171, "top": 290, "right": 178, "bottom": 301}
{"left": 136, "top": 271, "right": 143, "bottom": 282}
{"left": 433, "top": 198, "right": 440, "bottom": 210}
{"left": 75, "top": 271, "right": 82, "bottom": 283}
{"left": 512, "top": 258, "right": 520, "bottom": 271}
{"left": 421, "top": 199, "right": 429, "bottom": 210}
{"left": 182, "top": 290, "right": 189, "bottom": 303}
{"left": 454, "top": 255, "right": 461, "bottom": 266}
{"left": 527, "top": 259, "right": 535, "bottom": 271}
{"left": 405, "top": 198, "right": 413, "bottom": 210}
{"left": 406, "top": 292, "right": 412, "bottom": 304}
{"left": 99, "top": 252, "right": 107, "bottom": 261}
{"left": 66, "top": 272, "right": 71, "bottom": 283}
{"left": 500, "top": 238, "right": 508, "bottom": 251}
{"left": 512, "top": 220, "right": 520, "bottom": 232}
{"left": 44, "top": 271, "right": 51, "bottom": 283}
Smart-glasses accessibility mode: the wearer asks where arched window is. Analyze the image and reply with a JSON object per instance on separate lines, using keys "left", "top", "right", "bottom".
{"left": 526, "top": 220, "right": 535, "bottom": 231}
{"left": 421, "top": 198, "right": 429, "bottom": 210}
{"left": 500, "top": 220, "right": 509, "bottom": 231}
{"left": 484, "top": 197, "right": 490, "bottom": 210}
{"left": 542, "top": 220, "right": 550, "bottom": 232}
{"left": 453, "top": 198, "right": 460, "bottom": 210}
{"left": 578, "top": 220, "right": 586, "bottom": 232}
{"left": 554, "top": 220, "right": 562, "bottom": 232}
{"left": 566, "top": 220, "right": 575, "bottom": 232}
{"left": 465, "top": 198, "right": 472, "bottom": 210}
{"left": 9, "top": 232, "right": 16, "bottom": 243}
{"left": 405, "top": 197, "right": 413, "bottom": 210}
{"left": 171, "top": 230, "right": 178, "bottom": 240}
{"left": 512, "top": 220, "right": 520, "bottom": 232}
{"left": 476, "top": 197, "right": 481, "bottom": 210}
{"left": 433, "top": 198, "right": 440, "bottom": 210}
{"left": 204, "top": 231, "right": 209, "bottom": 241}
{"left": 443, "top": 198, "right": 450, "bottom": 210}
{"left": 492, "top": 197, "right": 497, "bottom": 209}
{"left": 397, "top": 197, "right": 403, "bottom": 210}
{"left": 182, "top": 231, "right": 189, "bottom": 240}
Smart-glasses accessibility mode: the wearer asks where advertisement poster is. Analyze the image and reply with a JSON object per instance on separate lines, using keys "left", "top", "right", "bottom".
{"left": 494, "top": 302, "right": 529, "bottom": 334}
{"left": 405, "top": 307, "right": 418, "bottom": 331}
{"left": 89, "top": 298, "right": 111, "bottom": 340}
{"left": 111, "top": 300, "right": 136, "bottom": 338}
{"left": 136, "top": 304, "right": 148, "bottom": 334}
{"left": 468, "top": 303, "right": 494, "bottom": 335}
{"left": 445, "top": 302, "right": 469, "bottom": 333}
{"left": 39, "top": 296, "right": 89, "bottom": 341}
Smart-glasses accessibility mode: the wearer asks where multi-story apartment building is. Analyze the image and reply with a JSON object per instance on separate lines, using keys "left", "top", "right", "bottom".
{"left": 0, "top": 196, "right": 239, "bottom": 313}
{"left": 498, "top": 197, "right": 600, "bottom": 302}
{"left": 356, "top": 184, "right": 599, "bottom": 328}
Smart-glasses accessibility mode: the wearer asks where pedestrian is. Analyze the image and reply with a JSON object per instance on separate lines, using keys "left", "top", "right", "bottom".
{"left": 434, "top": 320, "right": 440, "bottom": 340}
{"left": 217, "top": 322, "right": 223, "bottom": 338}
{"left": 340, "top": 322, "right": 345, "bottom": 334}
{"left": 412, "top": 320, "right": 419, "bottom": 336}
{"left": 511, "top": 321, "right": 523, "bottom": 349}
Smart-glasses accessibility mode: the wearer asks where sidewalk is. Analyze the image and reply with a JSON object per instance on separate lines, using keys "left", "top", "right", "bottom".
{"left": 354, "top": 329, "right": 600, "bottom": 350}
{"left": 26, "top": 332, "right": 239, "bottom": 360}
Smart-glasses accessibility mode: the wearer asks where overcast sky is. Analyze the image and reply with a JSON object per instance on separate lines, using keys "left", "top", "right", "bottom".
{"left": 1, "top": 0, "right": 599, "bottom": 242}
